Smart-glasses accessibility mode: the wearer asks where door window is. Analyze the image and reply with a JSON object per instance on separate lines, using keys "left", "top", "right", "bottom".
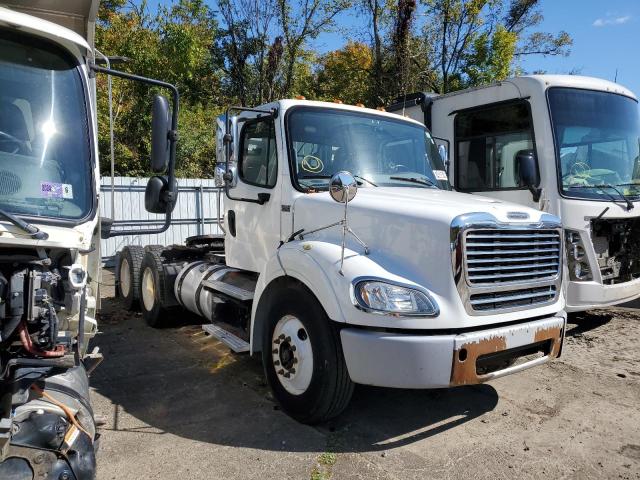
{"left": 239, "top": 118, "right": 277, "bottom": 188}
{"left": 455, "top": 101, "right": 535, "bottom": 191}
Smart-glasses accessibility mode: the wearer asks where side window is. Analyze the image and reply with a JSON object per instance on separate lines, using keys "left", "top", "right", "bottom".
{"left": 239, "top": 118, "right": 277, "bottom": 188}
{"left": 455, "top": 101, "right": 534, "bottom": 191}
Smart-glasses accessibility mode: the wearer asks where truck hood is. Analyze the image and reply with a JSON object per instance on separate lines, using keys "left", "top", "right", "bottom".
{"left": 289, "top": 187, "right": 563, "bottom": 330}
{"left": 292, "top": 187, "right": 549, "bottom": 233}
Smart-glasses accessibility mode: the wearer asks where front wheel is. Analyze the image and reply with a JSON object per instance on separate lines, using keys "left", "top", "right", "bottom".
{"left": 262, "top": 284, "right": 354, "bottom": 424}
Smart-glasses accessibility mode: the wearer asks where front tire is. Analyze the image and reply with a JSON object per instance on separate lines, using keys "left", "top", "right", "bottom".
{"left": 262, "top": 284, "right": 354, "bottom": 424}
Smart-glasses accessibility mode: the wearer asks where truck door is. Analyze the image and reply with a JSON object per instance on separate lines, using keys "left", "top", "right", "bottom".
{"left": 224, "top": 113, "right": 282, "bottom": 273}
{"left": 451, "top": 100, "right": 541, "bottom": 209}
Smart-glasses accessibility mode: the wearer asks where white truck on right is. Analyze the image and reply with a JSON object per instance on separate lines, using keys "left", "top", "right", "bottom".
{"left": 388, "top": 76, "right": 640, "bottom": 312}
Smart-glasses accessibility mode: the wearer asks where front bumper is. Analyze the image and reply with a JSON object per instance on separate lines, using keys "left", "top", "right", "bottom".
{"left": 566, "top": 277, "right": 640, "bottom": 312}
{"left": 340, "top": 315, "right": 565, "bottom": 389}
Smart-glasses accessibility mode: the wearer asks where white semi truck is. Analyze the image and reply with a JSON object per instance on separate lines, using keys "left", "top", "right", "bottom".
{"left": 0, "top": 2, "right": 180, "bottom": 478}
{"left": 127, "top": 98, "right": 567, "bottom": 425}
{"left": 387, "top": 76, "right": 640, "bottom": 312}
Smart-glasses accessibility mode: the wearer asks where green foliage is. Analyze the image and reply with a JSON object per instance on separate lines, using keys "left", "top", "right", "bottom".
{"left": 96, "top": 0, "right": 571, "bottom": 177}
{"left": 96, "top": 0, "right": 221, "bottom": 178}
{"left": 464, "top": 26, "right": 518, "bottom": 85}
{"left": 314, "top": 42, "right": 373, "bottom": 104}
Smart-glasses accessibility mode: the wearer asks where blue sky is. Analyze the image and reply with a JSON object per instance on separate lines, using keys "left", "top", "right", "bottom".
{"left": 141, "top": 0, "right": 640, "bottom": 94}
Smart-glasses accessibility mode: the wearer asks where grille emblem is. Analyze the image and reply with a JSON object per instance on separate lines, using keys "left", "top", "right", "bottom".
{"left": 507, "top": 211, "right": 529, "bottom": 220}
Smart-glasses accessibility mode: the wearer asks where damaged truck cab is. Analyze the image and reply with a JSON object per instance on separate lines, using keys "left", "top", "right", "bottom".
{"left": 388, "top": 76, "right": 640, "bottom": 311}
{"left": 0, "top": 1, "right": 180, "bottom": 478}
{"left": 138, "top": 99, "right": 567, "bottom": 424}
{"left": 0, "top": 3, "right": 102, "bottom": 478}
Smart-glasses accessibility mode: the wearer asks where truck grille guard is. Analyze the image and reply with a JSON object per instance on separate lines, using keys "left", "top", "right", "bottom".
{"left": 451, "top": 212, "right": 563, "bottom": 315}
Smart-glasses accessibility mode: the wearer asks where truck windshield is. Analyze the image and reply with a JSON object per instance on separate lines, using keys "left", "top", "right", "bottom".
{"left": 287, "top": 107, "right": 448, "bottom": 191}
{"left": 548, "top": 87, "right": 640, "bottom": 201}
{"left": 0, "top": 31, "right": 92, "bottom": 221}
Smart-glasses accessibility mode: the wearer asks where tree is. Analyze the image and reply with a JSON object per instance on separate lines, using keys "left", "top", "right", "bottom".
{"left": 96, "top": 0, "right": 222, "bottom": 177}
{"left": 216, "top": 0, "right": 278, "bottom": 106}
{"left": 422, "top": 0, "right": 572, "bottom": 93}
{"left": 358, "top": 0, "right": 386, "bottom": 104}
{"left": 277, "top": 0, "right": 351, "bottom": 96}
{"left": 315, "top": 42, "right": 373, "bottom": 104}
{"left": 392, "top": 0, "right": 417, "bottom": 94}
{"left": 94, "top": 0, "right": 573, "bottom": 177}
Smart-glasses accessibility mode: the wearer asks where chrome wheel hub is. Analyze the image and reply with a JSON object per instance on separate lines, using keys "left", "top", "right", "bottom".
{"left": 120, "top": 258, "right": 131, "bottom": 297}
{"left": 272, "top": 315, "right": 313, "bottom": 395}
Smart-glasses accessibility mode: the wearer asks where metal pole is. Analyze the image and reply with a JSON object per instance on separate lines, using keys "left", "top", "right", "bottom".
{"left": 94, "top": 49, "right": 115, "bottom": 218}
{"left": 216, "top": 188, "right": 225, "bottom": 234}
{"left": 197, "top": 186, "right": 205, "bottom": 235}
{"left": 340, "top": 199, "right": 348, "bottom": 275}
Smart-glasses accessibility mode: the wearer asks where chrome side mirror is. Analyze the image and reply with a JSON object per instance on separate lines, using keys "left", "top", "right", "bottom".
{"left": 330, "top": 171, "right": 358, "bottom": 203}
{"left": 438, "top": 144, "right": 447, "bottom": 163}
{"left": 214, "top": 164, "right": 226, "bottom": 187}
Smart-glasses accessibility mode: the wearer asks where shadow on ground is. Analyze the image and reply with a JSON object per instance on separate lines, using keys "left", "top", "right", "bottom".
{"left": 566, "top": 310, "right": 613, "bottom": 337}
{"left": 91, "top": 293, "right": 498, "bottom": 454}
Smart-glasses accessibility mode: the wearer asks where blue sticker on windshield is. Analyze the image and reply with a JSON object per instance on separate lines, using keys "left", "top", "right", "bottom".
{"left": 41, "top": 182, "right": 73, "bottom": 199}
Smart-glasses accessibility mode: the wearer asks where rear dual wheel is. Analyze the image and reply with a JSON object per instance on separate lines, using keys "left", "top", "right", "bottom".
{"left": 116, "top": 246, "right": 144, "bottom": 310}
{"left": 139, "top": 247, "right": 174, "bottom": 328}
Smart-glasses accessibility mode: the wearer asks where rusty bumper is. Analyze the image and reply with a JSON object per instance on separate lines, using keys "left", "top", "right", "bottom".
{"left": 450, "top": 316, "right": 565, "bottom": 386}
{"left": 340, "top": 315, "right": 566, "bottom": 389}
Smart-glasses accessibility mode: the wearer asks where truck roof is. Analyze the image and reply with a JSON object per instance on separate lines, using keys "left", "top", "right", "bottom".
{"left": 277, "top": 99, "right": 427, "bottom": 127}
{"left": 388, "top": 74, "right": 637, "bottom": 111}
{"left": 0, "top": 1, "right": 96, "bottom": 52}
{"left": 514, "top": 75, "right": 636, "bottom": 100}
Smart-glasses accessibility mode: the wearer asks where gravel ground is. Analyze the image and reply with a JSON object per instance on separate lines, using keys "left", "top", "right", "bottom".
{"left": 92, "top": 270, "right": 640, "bottom": 479}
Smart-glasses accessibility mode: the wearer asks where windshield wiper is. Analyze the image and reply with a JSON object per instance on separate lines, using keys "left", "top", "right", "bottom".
{"left": 389, "top": 176, "right": 436, "bottom": 187}
{"left": 353, "top": 175, "right": 378, "bottom": 187}
{"left": 300, "top": 174, "right": 378, "bottom": 187}
{"left": 614, "top": 182, "right": 640, "bottom": 190}
{"left": 567, "top": 184, "right": 634, "bottom": 211}
{"left": 0, "top": 207, "right": 48, "bottom": 239}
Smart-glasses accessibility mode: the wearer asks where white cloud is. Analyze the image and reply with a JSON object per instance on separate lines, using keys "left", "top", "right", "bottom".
{"left": 593, "top": 15, "right": 631, "bottom": 27}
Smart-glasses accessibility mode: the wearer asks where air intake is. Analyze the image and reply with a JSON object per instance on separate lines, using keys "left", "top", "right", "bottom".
{"left": 0, "top": 170, "right": 21, "bottom": 195}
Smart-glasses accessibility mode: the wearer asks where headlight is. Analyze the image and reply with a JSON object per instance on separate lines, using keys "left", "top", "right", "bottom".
{"left": 565, "top": 230, "right": 593, "bottom": 281}
{"left": 353, "top": 280, "right": 439, "bottom": 316}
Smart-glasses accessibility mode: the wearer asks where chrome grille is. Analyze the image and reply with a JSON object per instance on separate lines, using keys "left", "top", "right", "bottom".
{"left": 465, "top": 229, "right": 561, "bottom": 286}
{"left": 470, "top": 286, "right": 557, "bottom": 312}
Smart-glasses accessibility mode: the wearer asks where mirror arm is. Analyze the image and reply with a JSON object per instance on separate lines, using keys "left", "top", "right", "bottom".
{"left": 91, "top": 64, "right": 180, "bottom": 237}
{"left": 529, "top": 185, "right": 542, "bottom": 203}
{"left": 106, "top": 211, "right": 171, "bottom": 238}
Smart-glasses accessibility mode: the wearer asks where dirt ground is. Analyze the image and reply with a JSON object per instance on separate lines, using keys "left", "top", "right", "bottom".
{"left": 92, "top": 269, "right": 640, "bottom": 480}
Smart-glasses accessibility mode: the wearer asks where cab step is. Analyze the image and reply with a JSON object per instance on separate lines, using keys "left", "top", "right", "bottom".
{"left": 202, "top": 279, "right": 254, "bottom": 301}
{"left": 202, "top": 323, "right": 250, "bottom": 353}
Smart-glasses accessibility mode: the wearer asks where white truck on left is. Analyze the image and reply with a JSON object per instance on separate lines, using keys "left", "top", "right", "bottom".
{"left": 0, "top": 2, "right": 180, "bottom": 478}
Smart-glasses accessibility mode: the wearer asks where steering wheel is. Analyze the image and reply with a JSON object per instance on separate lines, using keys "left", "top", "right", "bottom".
{"left": 301, "top": 155, "right": 324, "bottom": 173}
{"left": 0, "top": 130, "right": 25, "bottom": 154}
{"left": 570, "top": 161, "right": 590, "bottom": 177}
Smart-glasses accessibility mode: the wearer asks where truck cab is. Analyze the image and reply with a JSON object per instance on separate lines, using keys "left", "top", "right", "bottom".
{"left": 139, "top": 99, "right": 567, "bottom": 424}
{"left": 0, "top": 2, "right": 180, "bottom": 477}
{"left": 388, "top": 76, "right": 640, "bottom": 312}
